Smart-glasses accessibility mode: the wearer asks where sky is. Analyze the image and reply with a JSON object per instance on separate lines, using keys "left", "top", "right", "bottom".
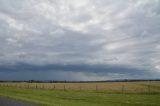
{"left": 0, "top": 0, "right": 160, "bottom": 81}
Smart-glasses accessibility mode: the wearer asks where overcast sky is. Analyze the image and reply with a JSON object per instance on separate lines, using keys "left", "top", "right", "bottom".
{"left": 0, "top": 0, "right": 160, "bottom": 81}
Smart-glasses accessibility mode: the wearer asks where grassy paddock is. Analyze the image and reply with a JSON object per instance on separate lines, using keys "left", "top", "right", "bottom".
{"left": 0, "top": 81, "right": 160, "bottom": 93}
{"left": 0, "top": 87, "right": 160, "bottom": 106}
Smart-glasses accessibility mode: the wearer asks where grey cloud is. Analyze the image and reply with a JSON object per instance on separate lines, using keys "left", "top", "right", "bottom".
{"left": 0, "top": 63, "right": 148, "bottom": 74}
{"left": 0, "top": 63, "right": 154, "bottom": 80}
{"left": 0, "top": 0, "right": 160, "bottom": 80}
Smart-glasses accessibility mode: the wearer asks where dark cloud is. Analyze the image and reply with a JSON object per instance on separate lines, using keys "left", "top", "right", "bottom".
{"left": 0, "top": 63, "right": 154, "bottom": 80}
{"left": 0, "top": 63, "right": 148, "bottom": 74}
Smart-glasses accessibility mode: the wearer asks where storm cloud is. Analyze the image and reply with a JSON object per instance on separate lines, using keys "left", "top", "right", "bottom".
{"left": 0, "top": 0, "right": 160, "bottom": 80}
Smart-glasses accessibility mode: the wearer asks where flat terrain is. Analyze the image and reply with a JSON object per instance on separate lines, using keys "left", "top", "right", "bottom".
{"left": 0, "top": 96, "right": 38, "bottom": 106}
{"left": 0, "top": 81, "right": 160, "bottom": 106}
{"left": 0, "top": 81, "right": 160, "bottom": 93}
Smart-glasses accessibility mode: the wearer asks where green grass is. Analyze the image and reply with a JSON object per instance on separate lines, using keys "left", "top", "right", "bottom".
{"left": 0, "top": 87, "right": 160, "bottom": 106}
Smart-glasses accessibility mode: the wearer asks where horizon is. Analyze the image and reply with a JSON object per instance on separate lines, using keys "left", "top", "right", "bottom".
{"left": 0, "top": 0, "right": 160, "bottom": 81}
{"left": 1, "top": 78, "right": 160, "bottom": 82}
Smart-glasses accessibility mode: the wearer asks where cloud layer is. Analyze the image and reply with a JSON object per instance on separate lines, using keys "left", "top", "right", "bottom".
{"left": 0, "top": 0, "right": 160, "bottom": 80}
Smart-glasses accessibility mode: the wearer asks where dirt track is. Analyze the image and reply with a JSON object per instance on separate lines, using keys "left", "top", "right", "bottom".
{"left": 0, "top": 96, "right": 38, "bottom": 106}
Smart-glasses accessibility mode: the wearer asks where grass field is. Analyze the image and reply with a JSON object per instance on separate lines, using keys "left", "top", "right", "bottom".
{"left": 0, "top": 81, "right": 160, "bottom": 93}
{"left": 0, "top": 81, "right": 160, "bottom": 106}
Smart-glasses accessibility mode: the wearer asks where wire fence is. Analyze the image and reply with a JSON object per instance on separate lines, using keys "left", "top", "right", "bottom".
{"left": 0, "top": 82, "right": 160, "bottom": 94}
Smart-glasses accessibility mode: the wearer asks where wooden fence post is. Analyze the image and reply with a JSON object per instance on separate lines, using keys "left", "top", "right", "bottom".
{"left": 96, "top": 85, "right": 98, "bottom": 91}
{"left": 122, "top": 85, "right": 125, "bottom": 93}
{"left": 64, "top": 85, "right": 66, "bottom": 91}
{"left": 148, "top": 85, "right": 151, "bottom": 94}
{"left": 79, "top": 86, "right": 82, "bottom": 91}
{"left": 42, "top": 84, "right": 44, "bottom": 89}
{"left": 36, "top": 84, "right": 37, "bottom": 89}
{"left": 27, "top": 83, "right": 29, "bottom": 89}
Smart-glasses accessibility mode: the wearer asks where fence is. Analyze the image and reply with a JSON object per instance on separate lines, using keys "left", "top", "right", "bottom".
{"left": 0, "top": 82, "right": 160, "bottom": 94}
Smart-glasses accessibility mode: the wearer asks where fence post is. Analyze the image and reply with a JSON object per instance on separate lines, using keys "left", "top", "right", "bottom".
{"left": 96, "top": 85, "right": 98, "bottom": 92}
{"left": 148, "top": 85, "right": 151, "bottom": 94}
{"left": 36, "top": 84, "right": 37, "bottom": 89}
{"left": 79, "top": 86, "right": 82, "bottom": 91}
{"left": 24, "top": 84, "right": 26, "bottom": 88}
{"left": 122, "top": 85, "right": 125, "bottom": 93}
{"left": 64, "top": 85, "right": 66, "bottom": 91}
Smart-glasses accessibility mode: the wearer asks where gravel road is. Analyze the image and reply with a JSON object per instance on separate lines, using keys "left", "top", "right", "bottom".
{"left": 0, "top": 96, "right": 39, "bottom": 106}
